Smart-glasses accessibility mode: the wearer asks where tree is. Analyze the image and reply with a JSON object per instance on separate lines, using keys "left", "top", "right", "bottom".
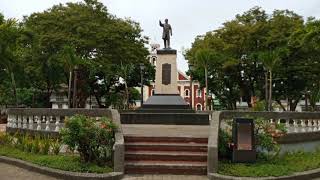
{"left": 186, "top": 7, "right": 317, "bottom": 111}
{"left": 258, "top": 50, "right": 280, "bottom": 111}
{"left": 0, "top": 19, "right": 21, "bottom": 106}
{"left": 21, "top": 0, "right": 151, "bottom": 108}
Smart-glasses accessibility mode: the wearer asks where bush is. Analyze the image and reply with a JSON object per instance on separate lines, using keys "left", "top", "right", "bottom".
{"left": 219, "top": 117, "right": 287, "bottom": 159}
{"left": 31, "top": 136, "right": 41, "bottom": 154}
{"left": 0, "top": 132, "right": 12, "bottom": 145}
{"left": 218, "top": 129, "right": 232, "bottom": 159}
{"left": 40, "top": 136, "right": 51, "bottom": 155}
{"left": 61, "top": 115, "right": 117, "bottom": 166}
{"left": 50, "top": 138, "right": 62, "bottom": 155}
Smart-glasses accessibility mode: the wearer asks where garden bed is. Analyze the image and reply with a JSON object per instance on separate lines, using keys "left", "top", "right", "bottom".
{"left": 218, "top": 150, "right": 320, "bottom": 177}
{"left": 0, "top": 145, "right": 113, "bottom": 173}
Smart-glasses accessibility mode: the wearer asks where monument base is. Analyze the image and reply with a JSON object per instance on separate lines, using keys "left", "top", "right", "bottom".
{"left": 142, "top": 94, "right": 190, "bottom": 109}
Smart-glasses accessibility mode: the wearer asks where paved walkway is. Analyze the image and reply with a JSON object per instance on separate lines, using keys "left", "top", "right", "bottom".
{"left": 123, "top": 174, "right": 208, "bottom": 180}
{"left": 122, "top": 124, "right": 209, "bottom": 138}
{"left": 0, "top": 163, "right": 59, "bottom": 180}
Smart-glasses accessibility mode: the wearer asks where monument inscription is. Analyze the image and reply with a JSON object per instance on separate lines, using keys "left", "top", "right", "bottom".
{"left": 162, "top": 63, "right": 171, "bottom": 85}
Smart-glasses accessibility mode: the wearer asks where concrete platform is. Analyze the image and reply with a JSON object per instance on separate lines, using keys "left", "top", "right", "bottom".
{"left": 122, "top": 124, "right": 209, "bottom": 138}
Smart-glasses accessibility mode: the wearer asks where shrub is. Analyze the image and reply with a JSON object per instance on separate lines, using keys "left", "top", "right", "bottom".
{"left": 31, "top": 136, "right": 41, "bottom": 154}
{"left": 40, "top": 136, "right": 51, "bottom": 155}
{"left": 0, "top": 132, "right": 12, "bottom": 146}
{"left": 219, "top": 117, "right": 287, "bottom": 159}
{"left": 61, "top": 115, "right": 117, "bottom": 166}
{"left": 218, "top": 129, "right": 232, "bottom": 159}
{"left": 50, "top": 138, "right": 62, "bottom": 155}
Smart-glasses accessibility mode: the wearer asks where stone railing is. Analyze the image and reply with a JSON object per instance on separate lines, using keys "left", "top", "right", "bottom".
{"left": 207, "top": 111, "right": 320, "bottom": 175}
{"left": 5, "top": 108, "right": 124, "bottom": 173}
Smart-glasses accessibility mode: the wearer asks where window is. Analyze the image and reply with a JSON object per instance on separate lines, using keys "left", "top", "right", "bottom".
{"left": 151, "top": 89, "right": 155, "bottom": 95}
{"left": 197, "top": 89, "right": 202, "bottom": 97}
{"left": 196, "top": 103, "right": 202, "bottom": 111}
{"left": 58, "top": 104, "right": 63, "bottom": 109}
{"left": 184, "top": 89, "right": 190, "bottom": 97}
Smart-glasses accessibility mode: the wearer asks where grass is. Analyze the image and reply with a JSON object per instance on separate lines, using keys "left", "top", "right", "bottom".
{"left": 218, "top": 150, "right": 320, "bottom": 177}
{"left": 0, "top": 145, "right": 113, "bottom": 173}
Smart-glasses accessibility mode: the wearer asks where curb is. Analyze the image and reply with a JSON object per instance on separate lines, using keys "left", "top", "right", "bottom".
{"left": 0, "top": 156, "right": 123, "bottom": 180}
{"left": 208, "top": 168, "right": 320, "bottom": 180}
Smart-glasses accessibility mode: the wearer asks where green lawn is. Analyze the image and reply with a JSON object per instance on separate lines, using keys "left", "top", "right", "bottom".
{"left": 0, "top": 146, "right": 113, "bottom": 173}
{"left": 219, "top": 150, "right": 320, "bottom": 177}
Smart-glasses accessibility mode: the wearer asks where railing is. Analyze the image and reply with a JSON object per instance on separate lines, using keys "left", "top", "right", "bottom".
{"left": 5, "top": 108, "right": 124, "bottom": 173}
{"left": 6, "top": 108, "right": 114, "bottom": 132}
{"left": 207, "top": 111, "right": 320, "bottom": 175}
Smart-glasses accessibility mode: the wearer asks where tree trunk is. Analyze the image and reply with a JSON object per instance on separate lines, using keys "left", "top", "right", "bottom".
{"left": 68, "top": 70, "right": 72, "bottom": 108}
{"left": 269, "top": 71, "right": 272, "bottom": 111}
{"left": 205, "top": 66, "right": 208, "bottom": 110}
{"left": 124, "top": 80, "right": 129, "bottom": 109}
{"left": 72, "top": 69, "right": 77, "bottom": 108}
{"left": 265, "top": 71, "right": 268, "bottom": 111}
{"left": 10, "top": 71, "right": 18, "bottom": 107}
{"left": 276, "top": 99, "right": 286, "bottom": 111}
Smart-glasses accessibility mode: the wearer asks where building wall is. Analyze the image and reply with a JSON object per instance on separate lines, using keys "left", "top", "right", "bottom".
{"left": 146, "top": 80, "right": 206, "bottom": 111}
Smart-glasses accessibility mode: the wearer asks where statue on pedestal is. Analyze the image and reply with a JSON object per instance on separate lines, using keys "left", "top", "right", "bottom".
{"left": 159, "top": 19, "right": 172, "bottom": 49}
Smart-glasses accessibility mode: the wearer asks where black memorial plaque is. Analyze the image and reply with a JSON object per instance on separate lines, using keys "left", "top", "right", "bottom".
{"left": 162, "top": 63, "right": 171, "bottom": 85}
{"left": 232, "top": 118, "right": 256, "bottom": 163}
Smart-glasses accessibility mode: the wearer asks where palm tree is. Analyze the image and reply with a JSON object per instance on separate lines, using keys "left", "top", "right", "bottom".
{"left": 60, "top": 45, "right": 80, "bottom": 108}
{"left": 259, "top": 50, "right": 280, "bottom": 111}
{"left": 195, "top": 49, "right": 220, "bottom": 110}
{"left": 0, "top": 19, "right": 20, "bottom": 106}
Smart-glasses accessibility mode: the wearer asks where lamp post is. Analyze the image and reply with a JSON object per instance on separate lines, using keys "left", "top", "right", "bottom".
{"left": 188, "top": 64, "right": 194, "bottom": 109}
{"left": 140, "top": 63, "right": 145, "bottom": 106}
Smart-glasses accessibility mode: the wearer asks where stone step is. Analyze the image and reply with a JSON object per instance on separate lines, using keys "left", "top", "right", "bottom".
{"left": 125, "top": 142, "right": 208, "bottom": 152}
{"left": 125, "top": 150, "right": 207, "bottom": 162}
{"left": 124, "top": 136, "right": 208, "bottom": 144}
{"left": 120, "top": 113, "right": 209, "bottom": 125}
{"left": 125, "top": 161, "right": 207, "bottom": 175}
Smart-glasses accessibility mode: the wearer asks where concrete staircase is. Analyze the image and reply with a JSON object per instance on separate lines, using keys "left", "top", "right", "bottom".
{"left": 124, "top": 136, "right": 208, "bottom": 175}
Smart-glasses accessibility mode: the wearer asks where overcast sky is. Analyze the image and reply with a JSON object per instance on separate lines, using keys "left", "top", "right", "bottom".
{"left": 1, "top": 0, "right": 320, "bottom": 72}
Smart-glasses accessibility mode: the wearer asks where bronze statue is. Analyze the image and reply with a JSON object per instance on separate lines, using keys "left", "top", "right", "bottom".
{"left": 159, "top": 19, "right": 172, "bottom": 49}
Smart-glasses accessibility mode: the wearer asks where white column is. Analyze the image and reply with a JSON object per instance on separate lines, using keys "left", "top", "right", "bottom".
{"left": 22, "top": 116, "right": 28, "bottom": 129}
{"left": 12, "top": 115, "right": 17, "bottom": 128}
{"left": 36, "top": 116, "right": 41, "bottom": 130}
{"left": 29, "top": 116, "right": 34, "bottom": 130}
{"left": 17, "top": 115, "right": 22, "bottom": 128}
{"left": 6, "top": 114, "right": 12, "bottom": 127}
{"left": 55, "top": 116, "right": 60, "bottom": 132}
{"left": 45, "top": 119, "right": 50, "bottom": 131}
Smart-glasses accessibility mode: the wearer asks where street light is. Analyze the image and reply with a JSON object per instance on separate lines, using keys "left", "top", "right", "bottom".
{"left": 140, "top": 63, "right": 145, "bottom": 107}
{"left": 188, "top": 63, "right": 194, "bottom": 109}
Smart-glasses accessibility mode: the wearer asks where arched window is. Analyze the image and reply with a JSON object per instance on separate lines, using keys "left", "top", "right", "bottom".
{"left": 197, "top": 89, "right": 202, "bottom": 97}
{"left": 151, "top": 89, "right": 155, "bottom": 95}
{"left": 196, "top": 103, "right": 202, "bottom": 111}
{"left": 184, "top": 89, "right": 190, "bottom": 97}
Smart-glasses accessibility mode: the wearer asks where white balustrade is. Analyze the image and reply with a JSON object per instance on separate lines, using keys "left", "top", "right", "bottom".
{"left": 6, "top": 114, "right": 12, "bottom": 127}
{"left": 22, "top": 116, "right": 27, "bottom": 129}
{"left": 12, "top": 115, "right": 17, "bottom": 128}
{"left": 17, "top": 115, "right": 22, "bottom": 128}
{"left": 36, "top": 116, "right": 41, "bottom": 130}
{"left": 45, "top": 120, "right": 50, "bottom": 131}
{"left": 55, "top": 116, "right": 60, "bottom": 132}
{"left": 29, "top": 116, "right": 34, "bottom": 130}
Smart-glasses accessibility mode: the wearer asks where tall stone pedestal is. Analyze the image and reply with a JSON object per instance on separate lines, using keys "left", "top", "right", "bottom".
{"left": 142, "top": 48, "right": 189, "bottom": 109}
{"left": 120, "top": 48, "right": 208, "bottom": 125}
{"left": 154, "top": 49, "right": 178, "bottom": 94}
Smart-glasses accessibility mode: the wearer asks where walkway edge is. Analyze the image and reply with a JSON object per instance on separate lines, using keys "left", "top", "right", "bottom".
{"left": 208, "top": 168, "right": 320, "bottom": 180}
{"left": 0, "top": 156, "right": 123, "bottom": 180}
